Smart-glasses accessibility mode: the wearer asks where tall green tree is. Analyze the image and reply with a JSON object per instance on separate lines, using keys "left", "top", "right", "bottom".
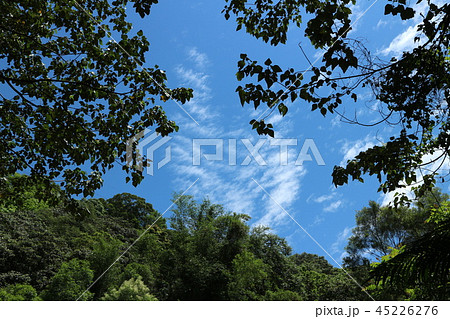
{"left": 0, "top": 0, "right": 193, "bottom": 200}
{"left": 41, "top": 258, "right": 94, "bottom": 301}
{"left": 163, "top": 195, "right": 250, "bottom": 300}
{"left": 228, "top": 251, "right": 269, "bottom": 300}
{"left": 248, "top": 225, "right": 291, "bottom": 289}
{"left": 284, "top": 253, "right": 366, "bottom": 300}
{"left": 370, "top": 200, "right": 450, "bottom": 300}
{"left": 83, "top": 232, "right": 124, "bottom": 298}
{"left": 344, "top": 189, "right": 448, "bottom": 268}
{"left": 101, "top": 276, "right": 158, "bottom": 301}
{"left": 0, "top": 284, "right": 41, "bottom": 301}
{"left": 0, "top": 208, "right": 71, "bottom": 290}
{"left": 106, "top": 193, "right": 163, "bottom": 229}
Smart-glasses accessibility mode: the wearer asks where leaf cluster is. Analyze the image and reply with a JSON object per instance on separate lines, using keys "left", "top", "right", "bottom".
{"left": 0, "top": 0, "right": 193, "bottom": 200}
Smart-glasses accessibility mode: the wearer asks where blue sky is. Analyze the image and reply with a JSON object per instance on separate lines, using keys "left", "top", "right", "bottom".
{"left": 94, "top": 0, "right": 450, "bottom": 265}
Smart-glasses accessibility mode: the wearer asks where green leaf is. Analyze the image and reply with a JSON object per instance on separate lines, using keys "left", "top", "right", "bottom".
{"left": 400, "top": 7, "right": 415, "bottom": 20}
{"left": 384, "top": 4, "right": 393, "bottom": 15}
{"left": 238, "top": 88, "right": 246, "bottom": 106}
{"left": 320, "top": 108, "right": 327, "bottom": 116}
{"left": 278, "top": 103, "right": 288, "bottom": 116}
{"left": 272, "top": 65, "right": 282, "bottom": 73}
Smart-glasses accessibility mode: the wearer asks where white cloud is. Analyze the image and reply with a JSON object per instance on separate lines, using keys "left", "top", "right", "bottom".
{"left": 266, "top": 113, "right": 284, "bottom": 127}
{"left": 311, "top": 215, "right": 325, "bottom": 226}
{"left": 167, "top": 47, "right": 315, "bottom": 234}
{"left": 348, "top": 2, "right": 364, "bottom": 35}
{"left": 379, "top": 25, "right": 420, "bottom": 57}
{"left": 314, "top": 193, "right": 336, "bottom": 203}
{"left": 380, "top": 149, "right": 450, "bottom": 206}
{"left": 173, "top": 48, "right": 214, "bottom": 123}
{"left": 175, "top": 66, "right": 210, "bottom": 93}
{"left": 331, "top": 114, "right": 343, "bottom": 128}
{"left": 339, "top": 135, "right": 379, "bottom": 166}
{"left": 174, "top": 64, "right": 216, "bottom": 122}
{"left": 331, "top": 226, "right": 353, "bottom": 255}
{"left": 378, "top": 0, "right": 445, "bottom": 57}
{"left": 375, "top": 19, "right": 389, "bottom": 30}
{"left": 380, "top": 186, "right": 414, "bottom": 207}
{"left": 187, "top": 47, "right": 210, "bottom": 69}
{"left": 323, "top": 200, "right": 343, "bottom": 213}
{"left": 255, "top": 164, "right": 307, "bottom": 227}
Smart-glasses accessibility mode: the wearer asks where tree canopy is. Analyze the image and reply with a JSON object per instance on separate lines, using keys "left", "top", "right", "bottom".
{"left": 344, "top": 189, "right": 450, "bottom": 300}
{"left": 224, "top": 0, "right": 450, "bottom": 203}
{"left": 0, "top": 180, "right": 367, "bottom": 300}
{"left": 0, "top": 0, "right": 193, "bottom": 201}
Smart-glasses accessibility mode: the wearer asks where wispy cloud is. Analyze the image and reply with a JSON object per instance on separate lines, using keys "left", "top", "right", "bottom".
{"left": 339, "top": 135, "right": 379, "bottom": 166}
{"left": 169, "top": 48, "right": 322, "bottom": 234}
{"left": 187, "top": 47, "right": 210, "bottom": 69}
{"left": 175, "top": 66, "right": 210, "bottom": 92}
{"left": 380, "top": 149, "right": 450, "bottom": 206}
{"left": 331, "top": 226, "right": 353, "bottom": 255}
{"left": 307, "top": 189, "right": 345, "bottom": 223}
{"left": 313, "top": 193, "right": 336, "bottom": 204}
{"left": 324, "top": 200, "right": 343, "bottom": 213}
{"left": 172, "top": 130, "right": 309, "bottom": 229}
{"left": 174, "top": 64, "right": 215, "bottom": 122}
{"left": 379, "top": 25, "right": 420, "bottom": 56}
{"left": 172, "top": 121, "right": 309, "bottom": 230}
{"left": 255, "top": 163, "right": 307, "bottom": 227}
{"left": 378, "top": 0, "right": 444, "bottom": 57}
{"left": 375, "top": 18, "right": 389, "bottom": 30}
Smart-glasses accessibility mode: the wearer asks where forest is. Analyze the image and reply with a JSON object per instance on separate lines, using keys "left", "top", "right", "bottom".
{"left": 0, "top": 175, "right": 449, "bottom": 300}
{"left": 1, "top": 0, "right": 449, "bottom": 302}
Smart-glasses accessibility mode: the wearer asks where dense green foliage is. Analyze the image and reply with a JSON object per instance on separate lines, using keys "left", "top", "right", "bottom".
{"left": 41, "top": 259, "right": 94, "bottom": 301}
{"left": 0, "top": 284, "right": 41, "bottom": 301}
{"left": 343, "top": 189, "right": 450, "bottom": 300}
{"left": 224, "top": 0, "right": 450, "bottom": 203}
{"left": 2, "top": 176, "right": 449, "bottom": 300}
{"left": 0, "top": 0, "right": 193, "bottom": 202}
{"left": 367, "top": 199, "right": 450, "bottom": 300}
{"left": 0, "top": 179, "right": 367, "bottom": 301}
{"left": 100, "top": 276, "right": 158, "bottom": 301}
{"left": 344, "top": 189, "right": 449, "bottom": 267}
